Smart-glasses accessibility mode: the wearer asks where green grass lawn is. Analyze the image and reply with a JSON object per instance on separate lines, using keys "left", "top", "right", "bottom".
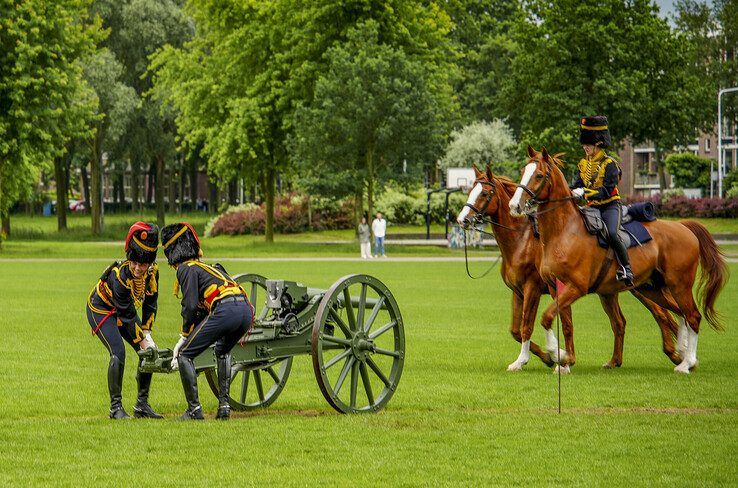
{"left": 0, "top": 252, "right": 736, "bottom": 486}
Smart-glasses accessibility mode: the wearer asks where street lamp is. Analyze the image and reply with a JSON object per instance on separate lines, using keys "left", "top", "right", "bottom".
{"left": 718, "top": 87, "right": 738, "bottom": 198}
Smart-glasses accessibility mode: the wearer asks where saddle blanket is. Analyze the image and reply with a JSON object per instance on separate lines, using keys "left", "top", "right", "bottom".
{"left": 596, "top": 220, "right": 652, "bottom": 249}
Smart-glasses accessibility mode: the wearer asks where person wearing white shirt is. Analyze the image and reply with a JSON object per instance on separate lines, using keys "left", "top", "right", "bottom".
{"left": 371, "top": 212, "right": 387, "bottom": 258}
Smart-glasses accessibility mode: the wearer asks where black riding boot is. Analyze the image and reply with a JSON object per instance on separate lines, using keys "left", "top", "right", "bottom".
{"left": 134, "top": 370, "right": 164, "bottom": 419}
{"left": 178, "top": 356, "right": 204, "bottom": 420}
{"left": 108, "top": 355, "right": 130, "bottom": 419}
{"left": 215, "top": 354, "right": 232, "bottom": 420}
{"left": 612, "top": 237, "right": 634, "bottom": 286}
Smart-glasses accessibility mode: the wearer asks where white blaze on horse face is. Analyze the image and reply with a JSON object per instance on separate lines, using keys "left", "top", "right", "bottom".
{"left": 509, "top": 162, "right": 537, "bottom": 216}
{"left": 457, "top": 183, "right": 483, "bottom": 224}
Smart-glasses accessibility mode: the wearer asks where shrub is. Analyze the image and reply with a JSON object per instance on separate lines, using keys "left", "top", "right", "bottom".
{"left": 624, "top": 194, "right": 738, "bottom": 219}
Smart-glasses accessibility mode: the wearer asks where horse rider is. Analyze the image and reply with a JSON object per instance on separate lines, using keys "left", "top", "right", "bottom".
{"left": 161, "top": 223, "right": 254, "bottom": 420}
{"left": 85, "top": 222, "right": 163, "bottom": 419}
{"left": 570, "top": 115, "right": 634, "bottom": 286}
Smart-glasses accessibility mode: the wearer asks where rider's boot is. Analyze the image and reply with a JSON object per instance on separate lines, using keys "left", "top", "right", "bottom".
{"left": 133, "top": 370, "right": 164, "bottom": 419}
{"left": 108, "top": 355, "right": 130, "bottom": 420}
{"left": 178, "top": 356, "right": 204, "bottom": 420}
{"left": 612, "top": 236, "right": 634, "bottom": 286}
{"left": 215, "top": 353, "right": 232, "bottom": 420}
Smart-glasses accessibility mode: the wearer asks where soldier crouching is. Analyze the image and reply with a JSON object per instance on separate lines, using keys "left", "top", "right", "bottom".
{"left": 85, "top": 222, "right": 163, "bottom": 419}
{"left": 161, "top": 223, "right": 254, "bottom": 420}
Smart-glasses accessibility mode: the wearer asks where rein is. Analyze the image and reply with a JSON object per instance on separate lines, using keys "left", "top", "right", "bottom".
{"left": 463, "top": 229, "right": 502, "bottom": 279}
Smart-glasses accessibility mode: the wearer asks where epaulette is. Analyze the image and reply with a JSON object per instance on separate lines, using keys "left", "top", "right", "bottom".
{"left": 100, "top": 260, "right": 121, "bottom": 282}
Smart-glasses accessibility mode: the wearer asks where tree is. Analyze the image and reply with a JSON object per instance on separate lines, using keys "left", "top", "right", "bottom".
{"left": 152, "top": 0, "right": 457, "bottom": 241}
{"left": 82, "top": 49, "right": 138, "bottom": 235}
{"left": 291, "top": 20, "right": 457, "bottom": 221}
{"left": 664, "top": 152, "right": 712, "bottom": 189}
{"left": 0, "top": 0, "right": 101, "bottom": 247}
{"left": 500, "top": 0, "right": 711, "bottom": 187}
{"left": 444, "top": 0, "right": 522, "bottom": 122}
{"left": 441, "top": 120, "right": 517, "bottom": 178}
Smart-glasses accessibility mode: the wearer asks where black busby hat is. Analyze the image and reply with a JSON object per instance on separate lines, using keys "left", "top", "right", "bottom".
{"left": 125, "top": 222, "right": 158, "bottom": 264}
{"left": 161, "top": 222, "right": 201, "bottom": 266}
{"left": 579, "top": 115, "right": 611, "bottom": 148}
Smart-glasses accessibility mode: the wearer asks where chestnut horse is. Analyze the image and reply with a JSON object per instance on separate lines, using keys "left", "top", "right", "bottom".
{"left": 508, "top": 146, "right": 727, "bottom": 373}
{"left": 458, "top": 165, "right": 680, "bottom": 371}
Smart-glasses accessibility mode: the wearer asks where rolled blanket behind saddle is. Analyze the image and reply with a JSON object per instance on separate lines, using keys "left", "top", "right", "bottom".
{"left": 624, "top": 201, "right": 656, "bottom": 222}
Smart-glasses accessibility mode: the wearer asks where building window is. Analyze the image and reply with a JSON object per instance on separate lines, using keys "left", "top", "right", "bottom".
{"left": 705, "top": 138, "right": 711, "bottom": 152}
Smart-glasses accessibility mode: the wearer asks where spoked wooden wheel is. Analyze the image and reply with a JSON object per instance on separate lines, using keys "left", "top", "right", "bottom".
{"left": 311, "top": 274, "right": 405, "bottom": 413}
{"left": 233, "top": 273, "right": 271, "bottom": 323}
{"left": 204, "top": 357, "right": 293, "bottom": 410}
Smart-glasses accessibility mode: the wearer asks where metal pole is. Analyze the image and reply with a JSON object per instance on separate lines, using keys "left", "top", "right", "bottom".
{"left": 718, "top": 87, "right": 738, "bottom": 198}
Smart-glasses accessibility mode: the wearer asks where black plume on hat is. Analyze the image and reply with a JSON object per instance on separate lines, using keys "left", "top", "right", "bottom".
{"left": 161, "top": 223, "right": 201, "bottom": 266}
{"left": 125, "top": 222, "right": 158, "bottom": 264}
{"left": 579, "top": 115, "right": 611, "bottom": 148}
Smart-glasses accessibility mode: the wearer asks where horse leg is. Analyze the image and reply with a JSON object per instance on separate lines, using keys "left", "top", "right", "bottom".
{"left": 630, "top": 290, "right": 680, "bottom": 365}
{"left": 540, "top": 282, "right": 584, "bottom": 371}
{"left": 598, "top": 294, "right": 626, "bottom": 369}
{"left": 508, "top": 290, "right": 552, "bottom": 371}
{"left": 666, "top": 285, "right": 702, "bottom": 374}
{"left": 559, "top": 304, "right": 576, "bottom": 367}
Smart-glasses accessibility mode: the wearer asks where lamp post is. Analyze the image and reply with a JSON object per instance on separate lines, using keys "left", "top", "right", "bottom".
{"left": 718, "top": 87, "right": 738, "bottom": 198}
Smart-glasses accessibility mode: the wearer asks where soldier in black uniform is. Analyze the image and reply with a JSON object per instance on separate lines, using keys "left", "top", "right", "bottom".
{"left": 570, "top": 115, "right": 634, "bottom": 285}
{"left": 86, "top": 222, "right": 163, "bottom": 419}
{"left": 161, "top": 223, "right": 254, "bottom": 420}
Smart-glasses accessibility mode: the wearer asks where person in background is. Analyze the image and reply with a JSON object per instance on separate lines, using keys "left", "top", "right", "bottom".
{"left": 358, "top": 216, "right": 372, "bottom": 259}
{"left": 372, "top": 212, "right": 387, "bottom": 258}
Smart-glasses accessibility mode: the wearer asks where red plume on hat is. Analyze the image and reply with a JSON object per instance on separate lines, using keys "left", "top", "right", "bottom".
{"left": 125, "top": 222, "right": 159, "bottom": 264}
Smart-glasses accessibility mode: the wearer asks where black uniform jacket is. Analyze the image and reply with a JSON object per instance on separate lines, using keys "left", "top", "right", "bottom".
{"left": 87, "top": 261, "right": 159, "bottom": 343}
{"left": 176, "top": 260, "right": 246, "bottom": 336}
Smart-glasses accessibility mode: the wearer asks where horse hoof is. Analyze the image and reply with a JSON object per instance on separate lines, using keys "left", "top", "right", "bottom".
{"left": 553, "top": 365, "right": 570, "bottom": 375}
{"left": 674, "top": 363, "right": 691, "bottom": 374}
{"left": 507, "top": 362, "right": 524, "bottom": 372}
{"left": 689, "top": 360, "right": 699, "bottom": 371}
{"left": 602, "top": 362, "right": 615, "bottom": 369}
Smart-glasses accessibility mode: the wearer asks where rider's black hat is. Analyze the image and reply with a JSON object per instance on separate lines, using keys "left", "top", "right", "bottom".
{"left": 579, "top": 115, "right": 611, "bottom": 148}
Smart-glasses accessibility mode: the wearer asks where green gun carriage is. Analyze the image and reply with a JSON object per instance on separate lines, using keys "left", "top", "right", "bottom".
{"left": 138, "top": 273, "right": 405, "bottom": 414}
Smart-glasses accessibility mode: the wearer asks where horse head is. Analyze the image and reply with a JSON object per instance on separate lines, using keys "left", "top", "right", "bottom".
{"left": 456, "top": 164, "right": 503, "bottom": 229}
{"left": 509, "top": 145, "right": 566, "bottom": 217}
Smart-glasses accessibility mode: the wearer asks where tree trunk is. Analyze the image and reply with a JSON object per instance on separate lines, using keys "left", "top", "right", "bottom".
{"left": 146, "top": 161, "right": 155, "bottom": 205}
{"left": 80, "top": 165, "right": 91, "bottom": 211}
{"left": 1, "top": 213, "right": 9, "bottom": 240}
{"left": 354, "top": 187, "right": 364, "bottom": 234}
{"left": 90, "top": 136, "right": 104, "bottom": 236}
{"left": 168, "top": 165, "right": 176, "bottom": 214}
{"left": 228, "top": 179, "right": 238, "bottom": 205}
{"left": 655, "top": 145, "right": 667, "bottom": 191}
{"left": 54, "top": 156, "right": 68, "bottom": 231}
{"left": 208, "top": 175, "right": 218, "bottom": 214}
{"left": 131, "top": 158, "right": 140, "bottom": 213}
{"left": 179, "top": 161, "right": 186, "bottom": 213}
{"left": 156, "top": 154, "right": 165, "bottom": 228}
{"left": 117, "top": 174, "right": 125, "bottom": 212}
{"left": 189, "top": 159, "right": 198, "bottom": 210}
{"left": 0, "top": 168, "right": 6, "bottom": 247}
{"left": 366, "top": 145, "right": 375, "bottom": 221}
{"left": 264, "top": 165, "right": 275, "bottom": 243}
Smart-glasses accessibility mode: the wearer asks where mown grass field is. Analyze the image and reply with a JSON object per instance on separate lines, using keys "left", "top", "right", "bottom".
{"left": 0, "top": 244, "right": 737, "bottom": 486}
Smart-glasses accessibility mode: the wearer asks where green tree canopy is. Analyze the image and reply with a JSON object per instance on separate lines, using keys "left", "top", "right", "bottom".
{"left": 0, "top": 0, "right": 102, "bottom": 245}
{"left": 291, "top": 20, "right": 457, "bottom": 221}
{"left": 664, "top": 152, "right": 712, "bottom": 189}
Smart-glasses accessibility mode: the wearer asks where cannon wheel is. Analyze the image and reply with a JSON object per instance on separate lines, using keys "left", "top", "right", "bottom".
{"left": 311, "top": 274, "right": 405, "bottom": 414}
{"left": 203, "top": 273, "right": 292, "bottom": 411}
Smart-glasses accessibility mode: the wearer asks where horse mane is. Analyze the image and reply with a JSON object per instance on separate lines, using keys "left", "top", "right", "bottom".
{"left": 528, "top": 151, "right": 567, "bottom": 168}
{"left": 492, "top": 175, "right": 519, "bottom": 196}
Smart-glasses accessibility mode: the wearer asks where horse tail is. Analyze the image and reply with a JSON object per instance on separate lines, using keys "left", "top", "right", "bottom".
{"left": 680, "top": 220, "right": 728, "bottom": 331}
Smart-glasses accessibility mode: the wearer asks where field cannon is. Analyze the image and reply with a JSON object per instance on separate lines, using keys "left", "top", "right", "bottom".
{"left": 138, "top": 273, "right": 405, "bottom": 414}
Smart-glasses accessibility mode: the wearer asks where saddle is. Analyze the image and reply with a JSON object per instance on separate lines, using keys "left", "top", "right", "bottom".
{"left": 579, "top": 203, "right": 653, "bottom": 249}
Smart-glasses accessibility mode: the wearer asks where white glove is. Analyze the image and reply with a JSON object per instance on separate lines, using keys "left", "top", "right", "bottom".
{"left": 170, "top": 335, "right": 187, "bottom": 370}
{"left": 139, "top": 330, "right": 157, "bottom": 350}
{"left": 572, "top": 188, "right": 585, "bottom": 198}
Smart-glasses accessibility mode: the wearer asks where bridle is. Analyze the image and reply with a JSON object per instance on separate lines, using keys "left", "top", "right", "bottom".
{"left": 517, "top": 157, "right": 574, "bottom": 215}
{"left": 463, "top": 179, "right": 496, "bottom": 226}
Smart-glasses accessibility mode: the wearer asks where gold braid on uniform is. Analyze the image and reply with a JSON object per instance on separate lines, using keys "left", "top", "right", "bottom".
{"left": 131, "top": 275, "right": 146, "bottom": 308}
{"left": 584, "top": 159, "right": 596, "bottom": 187}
